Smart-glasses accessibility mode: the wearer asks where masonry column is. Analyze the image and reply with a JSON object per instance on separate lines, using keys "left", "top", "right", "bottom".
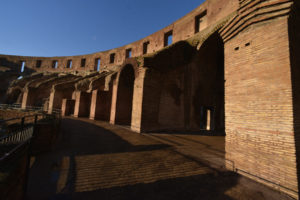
{"left": 89, "top": 89, "right": 98, "bottom": 120}
{"left": 61, "top": 98, "right": 75, "bottom": 116}
{"left": 61, "top": 99, "right": 67, "bottom": 116}
{"left": 72, "top": 91, "right": 76, "bottom": 100}
{"left": 73, "top": 91, "right": 81, "bottom": 118}
{"left": 48, "top": 90, "right": 55, "bottom": 114}
{"left": 109, "top": 76, "right": 119, "bottom": 124}
{"left": 131, "top": 68, "right": 146, "bottom": 132}
{"left": 21, "top": 90, "right": 29, "bottom": 109}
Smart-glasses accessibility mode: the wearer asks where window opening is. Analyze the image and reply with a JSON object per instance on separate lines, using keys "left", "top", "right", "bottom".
{"left": 126, "top": 49, "right": 132, "bottom": 58}
{"left": 143, "top": 41, "right": 149, "bottom": 54}
{"left": 20, "top": 61, "right": 25, "bottom": 72}
{"left": 110, "top": 53, "right": 115, "bottom": 64}
{"left": 195, "top": 11, "right": 207, "bottom": 33}
{"left": 36, "top": 60, "right": 42, "bottom": 68}
{"left": 67, "top": 60, "right": 72, "bottom": 69}
{"left": 94, "top": 58, "right": 101, "bottom": 71}
{"left": 52, "top": 61, "right": 58, "bottom": 69}
{"left": 81, "top": 58, "right": 86, "bottom": 67}
{"left": 164, "top": 31, "right": 173, "bottom": 47}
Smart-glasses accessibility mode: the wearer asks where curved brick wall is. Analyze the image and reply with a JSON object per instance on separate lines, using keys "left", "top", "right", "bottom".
{"left": 1, "top": 0, "right": 299, "bottom": 198}
{"left": 0, "top": 0, "right": 238, "bottom": 73}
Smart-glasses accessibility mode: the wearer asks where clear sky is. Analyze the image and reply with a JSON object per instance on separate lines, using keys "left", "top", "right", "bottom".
{"left": 0, "top": 0, "right": 205, "bottom": 57}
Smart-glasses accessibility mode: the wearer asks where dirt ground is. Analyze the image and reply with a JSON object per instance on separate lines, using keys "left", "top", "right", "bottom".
{"left": 27, "top": 117, "right": 294, "bottom": 200}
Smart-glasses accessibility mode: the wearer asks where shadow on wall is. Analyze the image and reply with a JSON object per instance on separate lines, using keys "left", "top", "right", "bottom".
{"left": 94, "top": 76, "right": 114, "bottom": 121}
{"left": 141, "top": 33, "right": 225, "bottom": 135}
{"left": 141, "top": 40, "right": 198, "bottom": 132}
{"left": 289, "top": 4, "right": 300, "bottom": 198}
{"left": 27, "top": 118, "right": 239, "bottom": 200}
{"left": 0, "top": 58, "right": 36, "bottom": 103}
{"left": 115, "top": 65, "right": 135, "bottom": 126}
{"left": 5, "top": 88, "right": 23, "bottom": 104}
{"left": 0, "top": 57, "right": 36, "bottom": 75}
{"left": 192, "top": 33, "right": 225, "bottom": 134}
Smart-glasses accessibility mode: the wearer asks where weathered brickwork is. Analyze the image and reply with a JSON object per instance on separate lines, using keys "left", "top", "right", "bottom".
{"left": 1, "top": 0, "right": 299, "bottom": 198}
{"left": 225, "top": 16, "right": 297, "bottom": 196}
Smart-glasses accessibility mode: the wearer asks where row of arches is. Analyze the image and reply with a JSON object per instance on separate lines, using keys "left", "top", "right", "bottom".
{"left": 8, "top": 32, "right": 225, "bottom": 135}
{"left": 113, "top": 32, "right": 225, "bottom": 134}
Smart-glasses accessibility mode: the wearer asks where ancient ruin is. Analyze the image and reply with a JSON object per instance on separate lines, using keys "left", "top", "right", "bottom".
{"left": 0, "top": 0, "right": 299, "bottom": 198}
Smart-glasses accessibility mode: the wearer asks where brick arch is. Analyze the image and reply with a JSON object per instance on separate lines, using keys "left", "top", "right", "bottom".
{"left": 6, "top": 86, "right": 23, "bottom": 104}
{"left": 114, "top": 64, "right": 135, "bottom": 126}
{"left": 192, "top": 32, "right": 225, "bottom": 134}
{"left": 119, "top": 58, "right": 140, "bottom": 79}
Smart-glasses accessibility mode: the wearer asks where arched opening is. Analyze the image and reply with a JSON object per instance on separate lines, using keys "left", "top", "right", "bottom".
{"left": 94, "top": 77, "right": 114, "bottom": 121}
{"left": 6, "top": 88, "right": 23, "bottom": 104}
{"left": 115, "top": 64, "right": 135, "bottom": 126}
{"left": 192, "top": 32, "right": 225, "bottom": 135}
{"left": 140, "top": 33, "right": 224, "bottom": 134}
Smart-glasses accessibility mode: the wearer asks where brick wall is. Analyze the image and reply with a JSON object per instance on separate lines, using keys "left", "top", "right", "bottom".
{"left": 0, "top": 0, "right": 238, "bottom": 74}
{"left": 224, "top": 16, "right": 298, "bottom": 197}
{"left": 289, "top": 3, "right": 300, "bottom": 197}
{"left": 140, "top": 33, "right": 225, "bottom": 133}
{"left": 94, "top": 91, "right": 112, "bottom": 121}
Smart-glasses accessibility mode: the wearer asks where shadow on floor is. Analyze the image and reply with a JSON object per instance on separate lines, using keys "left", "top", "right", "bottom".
{"left": 27, "top": 118, "right": 292, "bottom": 200}
{"left": 51, "top": 172, "right": 238, "bottom": 200}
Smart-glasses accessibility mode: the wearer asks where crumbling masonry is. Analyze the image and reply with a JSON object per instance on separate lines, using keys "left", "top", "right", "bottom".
{"left": 0, "top": 0, "right": 299, "bottom": 198}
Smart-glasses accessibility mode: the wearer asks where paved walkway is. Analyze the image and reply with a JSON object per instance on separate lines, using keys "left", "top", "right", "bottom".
{"left": 27, "top": 117, "right": 293, "bottom": 200}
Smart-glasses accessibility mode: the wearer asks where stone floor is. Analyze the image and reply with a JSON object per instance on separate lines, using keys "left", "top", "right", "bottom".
{"left": 27, "top": 117, "right": 293, "bottom": 200}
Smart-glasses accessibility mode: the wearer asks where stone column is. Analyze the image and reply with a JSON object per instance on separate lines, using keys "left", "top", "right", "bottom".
{"left": 21, "top": 91, "right": 28, "bottom": 109}
{"left": 131, "top": 68, "right": 146, "bottom": 133}
{"left": 89, "top": 90, "right": 98, "bottom": 120}
{"left": 61, "top": 99, "right": 67, "bottom": 116}
{"left": 73, "top": 91, "right": 81, "bottom": 118}
{"left": 48, "top": 91, "right": 55, "bottom": 114}
{"left": 72, "top": 91, "right": 76, "bottom": 100}
{"left": 109, "top": 76, "right": 119, "bottom": 124}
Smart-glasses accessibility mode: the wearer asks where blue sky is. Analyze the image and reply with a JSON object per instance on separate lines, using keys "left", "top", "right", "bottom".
{"left": 0, "top": 0, "right": 204, "bottom": 57}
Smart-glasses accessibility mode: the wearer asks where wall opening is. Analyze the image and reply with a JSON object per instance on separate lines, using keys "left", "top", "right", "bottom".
{"left": 143, "top": 41, "right": 149, "bottom": 54}
{"left": 20, "top": 61, "right": 25, "bottom": 72}
{"left": 195, "top": 10, "right": 207, "bottom": 33}
{"left": 81, "top": 58, "right": 86, "bottom": 68}
{"left": 110, "top": 53, "right": 115, "bottom": 64}
{"left": 6, "top": 88, "right": 23, "bottom": 104}
{"left": 36, "top": 60, "right": 42, "bottom": 68}
{"left": 115, "top": 64, "right": 135, "bottom": 126}
{"left": 126, "top": 48, "right": 132, "bottom": 58}
{"left": 94, "top": 80, "right": 113, "bottom": 121}
{"left": 52, "top": 60, "right": 58, "bottom": 69}
{"left": 77, "top": 92, "right": 91, "bottom": 117}
{"left": 199, "top": 106, "right": 214, "bottom": 131}
{"left": 67, "top": 60, "right": 72, "bottom": 69}
{"left": 164, "top": 31, "right": 173, "bottom": 47}
{"left": 94, "top": 58, "right": 101, "bottom": 71}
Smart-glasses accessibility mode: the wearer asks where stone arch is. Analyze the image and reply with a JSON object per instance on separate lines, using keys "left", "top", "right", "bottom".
{"left": 191, "top": 32, "right": 225, "bottom": 134}
{"left": 91, "top": 74, "right": 115, "bottom": 121}
{"left": 120, "top": 58, "right": 140, "bottom": 79}
{"left": 6, "top": 87, "right": 23, "bottom": 104}
{"left": 115, "top": 64, "right": 135, "bottom": 125}
{"left": 139, "top": 31, "right": 225, "bottom": 134}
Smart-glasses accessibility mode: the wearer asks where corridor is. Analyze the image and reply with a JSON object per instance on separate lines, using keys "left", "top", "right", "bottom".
{"left": 27, "top": 117, "right": 292, "bottom": 200}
